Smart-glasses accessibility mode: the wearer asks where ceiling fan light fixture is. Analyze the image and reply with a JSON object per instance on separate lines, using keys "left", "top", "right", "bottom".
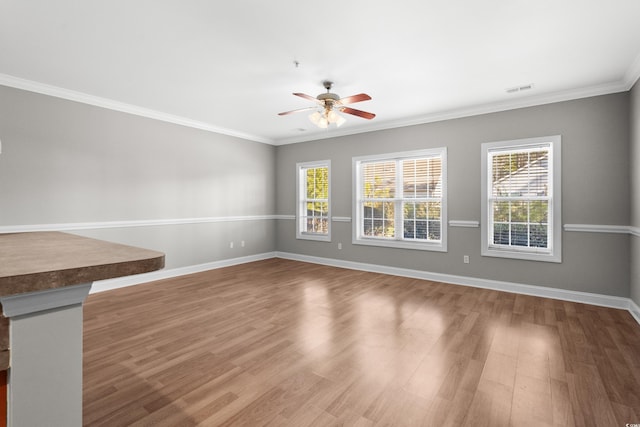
{"left": 309, "top": 111, "right": 329, "bottom": 128}
{"left": 327, "top": 110, "right": 346, "bottom": 127}
{"left": 309, "top": 111, "right": 322, "bottom": 125}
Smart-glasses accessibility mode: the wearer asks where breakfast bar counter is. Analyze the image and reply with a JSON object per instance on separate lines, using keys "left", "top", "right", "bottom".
{"left": 0, "top": 231, "right": 165, "bottom": 426}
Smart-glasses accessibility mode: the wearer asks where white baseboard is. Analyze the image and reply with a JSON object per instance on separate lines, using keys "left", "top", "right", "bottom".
{"left": 630, "top": 299, "right": 640, "bottom": 324}
{"left": 89, "top": 252, "right": 278, "bottom": 294}
{"left": 89, "top": 250, "right": 640, "bottom": 326}
{"left": 276, "top": 252, "right": 640, "bottom": 323}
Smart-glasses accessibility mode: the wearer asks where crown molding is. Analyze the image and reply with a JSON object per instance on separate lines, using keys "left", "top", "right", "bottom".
{"left": 624, "top": 52, "right": 640, "bottom": 89}
{"left": 273, "top": 80, "right": 630, "bottom": 145}
{"left": 1, "top": 72, "right": 634, "bottom": 147}
{"left": 0, "top": 73, "right": 274, "bottom": 145}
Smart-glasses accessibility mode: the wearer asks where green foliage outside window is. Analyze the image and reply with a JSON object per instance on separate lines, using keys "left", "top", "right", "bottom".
{"left": 302, "top": 166, "right": 329, "bottom": 234}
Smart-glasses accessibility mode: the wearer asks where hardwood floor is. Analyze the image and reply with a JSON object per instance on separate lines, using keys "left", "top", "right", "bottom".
{"left": 83, "top": 258, "right": 640, "bottom": 426}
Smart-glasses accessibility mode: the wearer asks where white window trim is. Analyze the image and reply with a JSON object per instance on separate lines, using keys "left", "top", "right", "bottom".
{"left": 296, "top": 160, "right": 331, "bottom": 242}
{"left": 481, "top": 135, "right": 562, "bottom": 262}
{"left": 352, "top": 148, "right": 447, "bottom": 252}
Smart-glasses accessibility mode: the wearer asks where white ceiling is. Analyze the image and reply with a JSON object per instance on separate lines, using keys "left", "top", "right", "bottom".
{"left": 1, "top": 1, "right": 640, "bottom": 145}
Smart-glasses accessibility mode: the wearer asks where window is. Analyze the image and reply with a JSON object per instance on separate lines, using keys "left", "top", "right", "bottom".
{"left": 481, "top": 135, "right": 561, "bottom": 262}
{"left": 352, "top": 148, "right": 447, "bottom": 251}
{"left": 297, "top": 160, "right": 330, "bottom": 241}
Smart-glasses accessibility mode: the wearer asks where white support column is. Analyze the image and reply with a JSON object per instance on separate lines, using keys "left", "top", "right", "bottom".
{"left": 0, "top": 283, "right": 92, "bottom": 427}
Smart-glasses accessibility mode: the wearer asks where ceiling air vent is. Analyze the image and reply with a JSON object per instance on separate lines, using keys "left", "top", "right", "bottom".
{"left": 506, "top": 84, "right": 534, "bottom": 94}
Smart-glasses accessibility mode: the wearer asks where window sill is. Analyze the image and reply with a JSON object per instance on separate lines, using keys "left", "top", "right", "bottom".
{"left": 353, "top": 237, "right": 446, "bottom": 252}
{"left": 482, "top": 247, "right": 561, "bottom": 263}
{"left": 296, "top": 233, "right": 331, "bottom": 242}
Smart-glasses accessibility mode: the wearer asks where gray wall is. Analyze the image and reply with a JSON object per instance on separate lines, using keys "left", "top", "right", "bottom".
{"left": 276, "top": 93, "right": 631, "bottom": 297}
{"left": 0, "top": 84, "right": 634, "bottom": 299}
{"left": 631, "top": 81, "right": 640, "bottom": 305}
{"left": 0, "top": 85, "right": 277, "bottom": 269}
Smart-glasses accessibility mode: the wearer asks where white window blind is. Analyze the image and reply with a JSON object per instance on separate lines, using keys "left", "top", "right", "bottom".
{"left": 362, "top": 161, "right": 396, "bottom": 238}
{"left": 353, "top": 148, "right": 447, "bottom": 251}
{"left": 490, "top": 147, "right": 549, "bottom": 249}
{"left": 402, "top": 157, "right": 442, "bottom": 241}
{"left": 481, "top": 136, "right": 561, "bottom": 262}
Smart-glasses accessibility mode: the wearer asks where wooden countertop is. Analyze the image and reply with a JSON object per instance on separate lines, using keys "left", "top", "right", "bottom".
{"left": 0, "top": 231, "right": 165, "bottom": 297}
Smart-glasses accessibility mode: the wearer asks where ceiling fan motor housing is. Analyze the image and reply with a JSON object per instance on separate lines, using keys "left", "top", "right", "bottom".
{"left": 319, "top": 81, "right": 340, "bottom": 108}
{"left": 317, "top": 92, "right": 340, "bottom": 109}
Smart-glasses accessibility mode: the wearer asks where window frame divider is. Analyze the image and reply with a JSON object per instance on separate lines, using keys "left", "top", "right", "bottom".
{"left": 352, "top": 147, "right": 448, "bottom": 252}
{"left": 481, "top": 135, "right": 562, "bottom": 263}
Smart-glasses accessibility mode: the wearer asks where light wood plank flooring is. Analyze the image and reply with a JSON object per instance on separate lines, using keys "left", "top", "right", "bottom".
{"left": 83, "top": 258, "right": 640, "bottom": 426}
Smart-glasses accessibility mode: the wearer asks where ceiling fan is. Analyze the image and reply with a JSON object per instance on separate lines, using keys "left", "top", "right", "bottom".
{"left": 278, "top": 81, "right": 375, "bottom": 128}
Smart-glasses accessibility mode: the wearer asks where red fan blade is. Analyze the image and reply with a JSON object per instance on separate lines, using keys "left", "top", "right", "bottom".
{"left": 340, "top": 106, "right": 376, "bottom": 120}
{"left": 338, "top": 93, "right": 371, "bottom": 105}
{"left": 278, "top": 106, "right": 317, "bottom": 116}
{"left": 293, "top": 93, "right": 321, "bottom": 104}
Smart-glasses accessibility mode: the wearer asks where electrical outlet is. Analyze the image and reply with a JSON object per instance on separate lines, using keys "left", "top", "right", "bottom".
{"left": 338, "top": 243, "right": 342, "bottom": 250}
{"left": 463, "top": 255, "right": 469, "bottom": 264}
{"left": 241, "top": 240, "right": 245, "bottom": 247}
{"left": 229, "top": 241, "right": 234, "bottom": 249}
